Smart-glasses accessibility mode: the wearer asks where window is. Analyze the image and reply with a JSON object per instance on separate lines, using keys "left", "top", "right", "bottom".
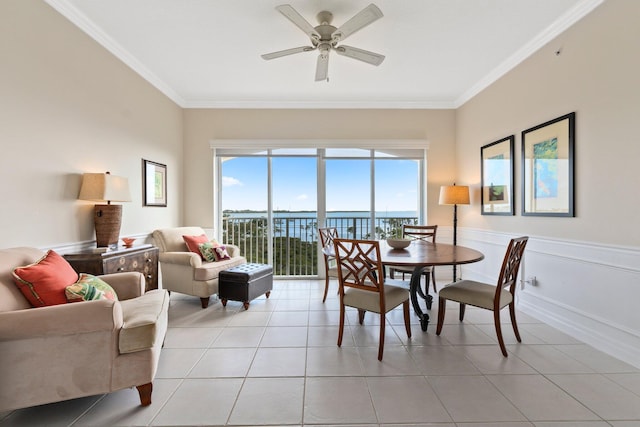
{"left": 214, "top": 143, "right": 427, "bottom": 277}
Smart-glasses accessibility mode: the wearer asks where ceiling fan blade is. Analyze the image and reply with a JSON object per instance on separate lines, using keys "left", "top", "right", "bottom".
{"left": 276, "top": 4, "right": 321, "bottom": 42}
{"left": 335, "top": 45, "right": 385, "bottom": 66}
{"left": 315, "top": 53, "right": 329, "bottom": 81}
{"left": 331, "top": 3, "right": 383, "bottom": 43}
{"left": 261, "top": 46, "right": 315, "bottom": 60}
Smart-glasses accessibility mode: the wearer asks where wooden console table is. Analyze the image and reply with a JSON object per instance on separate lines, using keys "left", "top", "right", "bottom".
{"left": 64, "top": 244, "right": 159, "bottom": 291}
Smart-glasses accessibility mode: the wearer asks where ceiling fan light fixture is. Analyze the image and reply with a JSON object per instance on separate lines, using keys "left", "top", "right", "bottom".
{"left": 319, "top": 44, "right": 330, "bottom": 59}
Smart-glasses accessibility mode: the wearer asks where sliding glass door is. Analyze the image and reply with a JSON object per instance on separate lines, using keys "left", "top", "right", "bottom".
{"left": 215, "top": 146, "right": 425, "bottom": 277}
{"left": 325, "top": 157, "right": 372, "bottom": 239}
{"left": 272, "top": 156, "right": 317, "bottom": 276}
{"left": 375, "top": 157, "right": 420, "bottom": 238}
{"left": 220, "top": 156, "right": 269, "bottom": 264}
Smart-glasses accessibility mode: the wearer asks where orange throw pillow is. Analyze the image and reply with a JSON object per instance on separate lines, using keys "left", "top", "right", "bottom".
{"left": 12, "top": 250, "right": 79, "bottom": 307}
{"left": 183, "top": 234, "right": 209, "bottom": 258}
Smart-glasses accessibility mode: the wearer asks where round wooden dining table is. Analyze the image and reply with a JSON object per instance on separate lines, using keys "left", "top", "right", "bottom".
{"left": 378, "top": 240, "right": 485, "bottom": 331}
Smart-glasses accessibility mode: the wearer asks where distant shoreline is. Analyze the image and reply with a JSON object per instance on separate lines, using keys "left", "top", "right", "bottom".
{"left": 223, "top": 210, "right": 417, "bottom": 218}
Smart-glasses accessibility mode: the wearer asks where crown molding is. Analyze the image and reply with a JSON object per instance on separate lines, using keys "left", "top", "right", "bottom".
{"left": 44, "top": 0, "right": 187, "bottom": 107}
{"left": 454, "top": 0, "right": 604, "bottom": 108}
{"left": 183, "top": 99, "right": 457, "bottom": 109}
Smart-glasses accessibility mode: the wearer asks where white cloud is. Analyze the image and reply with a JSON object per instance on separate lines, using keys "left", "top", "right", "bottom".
{"left": 222, "top": 176, "right": 243, "bottom": 187}
{"left": 296, "top": 194, "right": 308, "bottom": 200}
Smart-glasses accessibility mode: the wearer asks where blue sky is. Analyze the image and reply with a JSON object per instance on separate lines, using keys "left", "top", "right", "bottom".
{"left": 221, "top": 156, "right": 418, "bottom": 212}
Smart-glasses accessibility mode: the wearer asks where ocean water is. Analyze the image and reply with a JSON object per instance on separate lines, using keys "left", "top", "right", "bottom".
{"left": 224, "top": 210, "right": 417, "bottom": 218}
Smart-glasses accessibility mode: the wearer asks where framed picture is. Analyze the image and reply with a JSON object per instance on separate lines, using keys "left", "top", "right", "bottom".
{"left": 521, "top": 112, "right": 575, "bottom": 217}
{"left": 481, "top": 135, "right": 515, "bottom": 215}
{"left": 143, "top": 159, "right": 167, "bottom": 207}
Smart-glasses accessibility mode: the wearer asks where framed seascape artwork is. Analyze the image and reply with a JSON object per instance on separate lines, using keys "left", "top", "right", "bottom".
{"left": 521, "top": 112, "right": 575, "bottom": 217}
{"left": 143, "top": 159, "right": 167, "bottom": 207}
{"left": 481, "top": 135, "right": 515, "bottom": 215}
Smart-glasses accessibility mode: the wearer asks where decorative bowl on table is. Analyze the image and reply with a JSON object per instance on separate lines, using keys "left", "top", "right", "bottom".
{"left": 122, "top": 237, "right": 136, "bottom": 248}
{"left": 386, "top": 238, "right": 411, "bottom": 250}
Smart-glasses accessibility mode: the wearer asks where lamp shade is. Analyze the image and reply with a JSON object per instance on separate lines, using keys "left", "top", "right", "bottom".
{"left": 79, "top": 173, "right": 131, "bottom": 203}
{"left": 78, "top": 172, "right": 131, "bottom": 247}
{"left": 439, "top": 185, "right": 470, "bottom": 205}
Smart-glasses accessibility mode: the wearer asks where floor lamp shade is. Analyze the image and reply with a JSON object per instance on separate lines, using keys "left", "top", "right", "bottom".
{"left": 439, "top": 185, "right": 470, "bottom": 206}
{"left": 79, "top": 173, "right": 132, "bottom": 247}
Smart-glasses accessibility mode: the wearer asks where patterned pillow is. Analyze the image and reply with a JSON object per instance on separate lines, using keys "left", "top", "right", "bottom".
{"left": 12, "top": 250, "right": 79, "bottom": 307}
{"left": 65, "top": 274, "right": 118, "bottom": 302}
{"left": 198, "top": 242, "right": 218, "bottom": 262}
{"left": 213, "top": 244, "right": 231, "bottom": 261}
{"left": 198, "top": 241, "right": 231, "bottom": 262}
{"left": 183, "top": 234, "right": 209, "bottom": 259}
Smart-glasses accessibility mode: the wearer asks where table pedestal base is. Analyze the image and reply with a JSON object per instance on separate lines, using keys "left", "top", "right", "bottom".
{"left": 409, "top": 266, "right": 434, "bottom": 331}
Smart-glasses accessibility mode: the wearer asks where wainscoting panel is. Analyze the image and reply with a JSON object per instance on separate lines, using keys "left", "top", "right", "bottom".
{"left": 449, "top": 227, "right": 640, "bottom": 368}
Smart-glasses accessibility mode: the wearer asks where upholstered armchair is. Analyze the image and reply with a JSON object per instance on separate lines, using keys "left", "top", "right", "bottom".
{"left": 0, "top": 247, "right": 169, "bottom": 412}
{"left": 152, "top": 226, "right": 246, "bottom": 308}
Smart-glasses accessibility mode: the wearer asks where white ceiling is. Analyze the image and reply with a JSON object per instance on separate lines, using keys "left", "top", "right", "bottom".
{"left": 46, "top": 0, "right": 602, "bottom": 109}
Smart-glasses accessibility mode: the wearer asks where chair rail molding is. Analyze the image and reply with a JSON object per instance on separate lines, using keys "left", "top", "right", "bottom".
{"left": 457, "top": 227, "right": 640, "bottom": 369}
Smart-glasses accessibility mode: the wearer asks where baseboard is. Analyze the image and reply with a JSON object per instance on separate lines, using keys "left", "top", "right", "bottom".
{"left": 518, "top": 293, "right": 640, "bottom": 368}
{"left": 444, "top": 227, "right": 640, "bottom": 369}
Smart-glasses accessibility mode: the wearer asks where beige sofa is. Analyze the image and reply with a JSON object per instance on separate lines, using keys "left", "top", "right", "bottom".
{"left": 0, "top": 247, "right": 169, "bottom": 412}
{"left": 152, "top": 227, "right": 246, "bottom": 308}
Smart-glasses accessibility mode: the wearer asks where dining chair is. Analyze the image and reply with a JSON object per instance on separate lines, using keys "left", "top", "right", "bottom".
{"left": 318, "top": 227, "right": 339, "bottom": 303}
{"left": 389, "top": 224, "right": 438, "bottom": 293}
{"left": 333, "top": 238, "right": 411, "bottom": 361}
{"left": 436, "top": 236, "right": 529, "bottom": 357}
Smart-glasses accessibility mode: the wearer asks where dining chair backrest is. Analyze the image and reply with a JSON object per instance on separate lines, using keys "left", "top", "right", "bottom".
{"left": 402, "top": 224, "right": 437, "bottom": 242}
{"left": 318, "top": 227, "right": 340, "bottom": 302}
{"left": 333, "top": 238, "right": 384, "bottom": 295}
{"left": 319, "top": 227, "right": 339, "bottom": 252}
{"left": 495, "top": 236, "right": 529, "bottom": 298}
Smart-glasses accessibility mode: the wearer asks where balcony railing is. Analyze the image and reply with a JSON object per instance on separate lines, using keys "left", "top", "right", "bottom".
{"left": 222, "top": 214, "right": 417, "bottom": 277}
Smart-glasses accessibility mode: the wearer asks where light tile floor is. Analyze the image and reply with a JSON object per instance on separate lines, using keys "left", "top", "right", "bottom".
{"left": 2, "top": 279, "right": 640, "bottom": 426}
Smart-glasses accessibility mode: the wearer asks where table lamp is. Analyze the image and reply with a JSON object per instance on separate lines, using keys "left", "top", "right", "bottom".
{"left": 79, "top": 172, "right": 132, "bottom": 248}
{"left": 439, "top": 183, "right": 470, "bottom": 281}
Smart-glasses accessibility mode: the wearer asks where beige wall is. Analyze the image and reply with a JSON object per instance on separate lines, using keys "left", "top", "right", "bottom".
{"left": 456, "top": 0, "right": 640, "bottom": 247}
{"left": 0, "top": 1, "right": 183, "bottom": 248}
{"left": 183, "top": 109, "right": 457, "bottom": 228}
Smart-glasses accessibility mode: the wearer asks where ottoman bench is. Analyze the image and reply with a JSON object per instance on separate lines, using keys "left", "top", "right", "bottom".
{"left": 219, "top": 263, "right": 273, "bottom": 310}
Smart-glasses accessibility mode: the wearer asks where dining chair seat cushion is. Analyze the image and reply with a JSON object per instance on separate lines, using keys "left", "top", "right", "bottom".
{"left": 343, "top": 283, "right": 409, "bottom": 314}
{"left": 438, "top": 280, "right": 512, "bottom": 310}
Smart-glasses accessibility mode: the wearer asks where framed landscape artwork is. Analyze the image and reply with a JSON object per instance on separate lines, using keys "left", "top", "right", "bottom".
{"left": 143, "top": 159, "right": 167, "bottom": 207}
{"left": 521, "top": 112, "right": 575, "bottom": 217}
{"left": 481, "top": 135, "right": 515, "bottom": 215}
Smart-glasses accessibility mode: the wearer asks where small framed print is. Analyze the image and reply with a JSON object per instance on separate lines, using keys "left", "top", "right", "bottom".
{"left": 481, "top": 135, "right": 515, "bottom": 215}
{"left": 521, "top": 112, "right": 575, "bottom": 217}
{"left": 143, "top": 159, "right": 167, "bottom": 207}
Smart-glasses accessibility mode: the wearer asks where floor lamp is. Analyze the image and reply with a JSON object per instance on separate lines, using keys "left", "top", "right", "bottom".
{"left": 439, "top": 184, "right": 470, "bottom": 281}
{"left": 79, "top": 172, "right": 131, "bottom": 248}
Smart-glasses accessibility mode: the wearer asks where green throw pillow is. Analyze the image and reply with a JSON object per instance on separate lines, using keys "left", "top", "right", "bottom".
{"left": 198, "top": 242, "right": 218, "bottom": 262}
{"left": 65, "top": 273, "right": 118, "bottom": 302}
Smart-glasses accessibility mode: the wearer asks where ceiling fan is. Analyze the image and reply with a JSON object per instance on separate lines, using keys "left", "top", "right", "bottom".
{"left": 261, "top": 3, "right": 385, "bottom": 82}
